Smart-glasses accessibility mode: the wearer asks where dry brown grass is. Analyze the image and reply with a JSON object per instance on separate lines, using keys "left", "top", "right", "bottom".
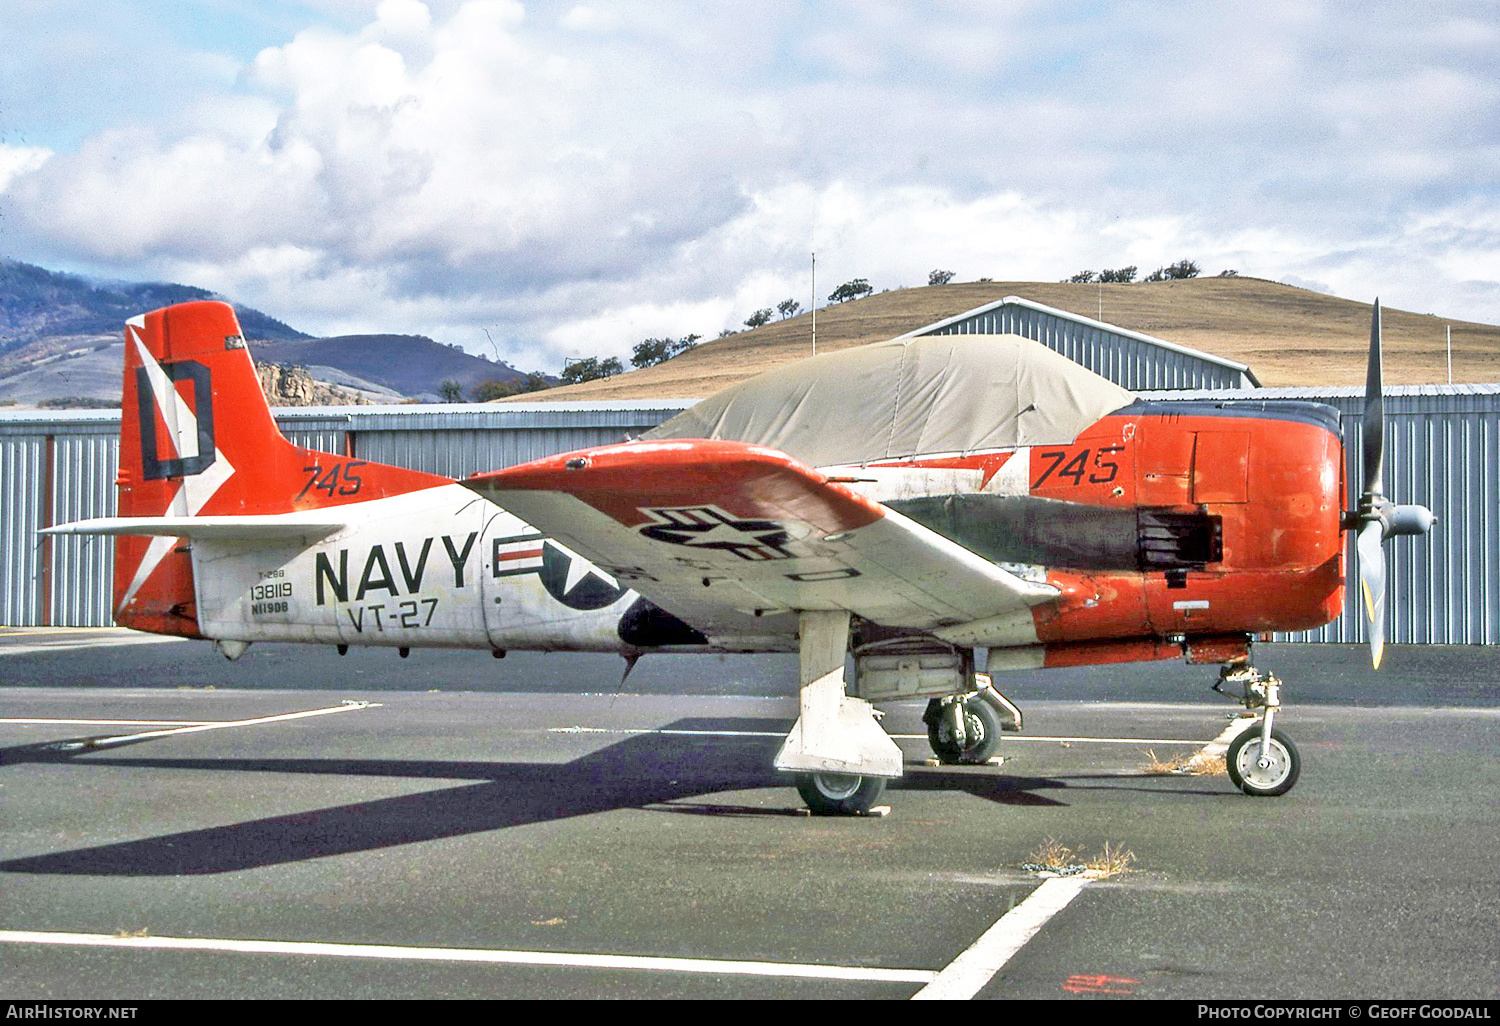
{"left": 502, "top": 276, "right": 1500, "bottom": 403}
{"left": 1024, "top": 837, "right": 1137, "bottom": 879}
{"left": 1026, "top": 837, "right": 1077, "bottom": 871}
{"left": 1084, "top": 841, "right": 1137, "bottom": 879}
{"left": 1142, "top": 748, "right": 1227, "bottom": 776}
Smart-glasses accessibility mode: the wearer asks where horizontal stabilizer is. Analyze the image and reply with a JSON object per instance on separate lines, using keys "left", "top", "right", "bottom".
{"left": 43, "top": 515, "right": 345, "bottom": 541}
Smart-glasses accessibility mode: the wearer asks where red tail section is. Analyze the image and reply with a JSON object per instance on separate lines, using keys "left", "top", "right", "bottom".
{"left": 114, "top": 301, "right": 449, "bottom": 634}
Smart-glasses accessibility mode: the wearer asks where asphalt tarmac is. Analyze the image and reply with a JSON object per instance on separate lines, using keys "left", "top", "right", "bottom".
{"left": 1, "top": 630, "right": 1497, "bottom": 1000}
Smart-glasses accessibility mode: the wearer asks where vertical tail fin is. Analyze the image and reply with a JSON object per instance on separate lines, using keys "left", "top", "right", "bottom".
{"left": 115, "top": 302, "right": 273, "bottom": 633}
{"left": 113, "top": 301, "right": 446, "bottom": 633}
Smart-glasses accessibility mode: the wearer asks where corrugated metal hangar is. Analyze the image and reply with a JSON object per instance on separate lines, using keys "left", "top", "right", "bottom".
{"left": 2, "top": 299, "right": 1495, "bottom": 645}
{"left": 906, "top": 294, "right": 1260, "bottom": 390}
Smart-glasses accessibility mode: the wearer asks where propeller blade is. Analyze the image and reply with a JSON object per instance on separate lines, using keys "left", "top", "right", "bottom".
{"left": 1356, "top": 519, "right": 1387, "bottom": 669}
{"left": 1362, "top": 300, "right": 1385, "bottom": 500}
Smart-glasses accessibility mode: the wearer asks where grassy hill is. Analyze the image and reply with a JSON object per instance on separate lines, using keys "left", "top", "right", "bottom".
{"left": 509, "top": 277, "right": 1500, "bottom": 401}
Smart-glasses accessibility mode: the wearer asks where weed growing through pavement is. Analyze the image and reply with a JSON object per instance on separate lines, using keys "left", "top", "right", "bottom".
{"left": 1084, "top": 841, "right": 1136, "bottom": 878}
{"left": 1142, "top": 748, "right": 1226, "bottom": 776}
{"left": 1026, "top": 837, "right": 1076, "bottom": 871}
{"left": 1023, "top": 838, "right": 1136, "bottom": 879}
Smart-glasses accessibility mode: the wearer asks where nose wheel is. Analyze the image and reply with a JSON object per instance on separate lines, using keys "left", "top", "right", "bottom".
{"left": 1225, "top": 725, "right": 1301, "bottom": 796}
{"left": 1214, "top": 663, "right": 1301, "bottom": 797}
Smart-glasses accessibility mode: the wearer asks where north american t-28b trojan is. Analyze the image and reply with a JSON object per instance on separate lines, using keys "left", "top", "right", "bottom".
{"left": 47, "top": 299, "right": 1433, "bottom": 814}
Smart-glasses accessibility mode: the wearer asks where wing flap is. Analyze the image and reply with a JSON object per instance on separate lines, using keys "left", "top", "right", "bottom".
{"left": 465, "top": 440, "right": 1057, "bottom": 636}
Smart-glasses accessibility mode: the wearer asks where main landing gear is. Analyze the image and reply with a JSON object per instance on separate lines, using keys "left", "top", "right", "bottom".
{"left": 1214, "top": 664, "right": 1301, "bottom": 796}
{"left": 776, "top": 611, "right": 903, "bottom": 816}
{"left": 777, "top": 619, "right": 1025, "bottom": 815}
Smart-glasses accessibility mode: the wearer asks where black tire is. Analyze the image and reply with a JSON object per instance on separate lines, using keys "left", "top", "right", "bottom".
{"left": 1226, "top": 725, "right": 1301, "bottom": 796}
{"left": 926, "top": 696, "right": 1003, "bottom": 765}
{"left": 795, "top": 772, "right": 887, "bottom": 815}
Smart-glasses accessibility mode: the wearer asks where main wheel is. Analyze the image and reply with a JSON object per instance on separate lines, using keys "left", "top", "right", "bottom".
{"left": 1226, "top": 725, "right": 1301, "bottom": 796}
{"left": 794, "top": 772, "right": 887, "bottom": 815}
{"left": 926, "top": 696, "right": 1003, "bottom": 765}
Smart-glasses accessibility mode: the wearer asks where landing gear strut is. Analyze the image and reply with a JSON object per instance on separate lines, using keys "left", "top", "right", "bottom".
{"left": 1214, "top": 664, "right": 1301, "bottom": 796}
{"left": 776, "top": 611, "right": 902, "bottom": 815}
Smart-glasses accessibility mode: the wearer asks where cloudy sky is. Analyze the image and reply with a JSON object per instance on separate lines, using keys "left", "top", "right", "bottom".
{"left": 2, "top": 1, "right": 1496, "bottom": 373}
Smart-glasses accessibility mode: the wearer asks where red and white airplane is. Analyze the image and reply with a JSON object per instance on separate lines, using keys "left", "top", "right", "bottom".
{"left": 46, "top": 299, "right": 1433, "bottom": 814}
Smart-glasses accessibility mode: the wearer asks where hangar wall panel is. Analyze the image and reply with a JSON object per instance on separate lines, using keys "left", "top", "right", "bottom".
{"left": 48, "top": 432, "right": 118, "bottom": 628}
{"left": 0, "top": 434, "right": 45, "bottom": 626}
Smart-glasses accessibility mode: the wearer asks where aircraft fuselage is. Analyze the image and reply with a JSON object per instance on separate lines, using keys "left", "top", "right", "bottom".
{"left": 147, "top": 398, "right": 1345, "bottom": 670}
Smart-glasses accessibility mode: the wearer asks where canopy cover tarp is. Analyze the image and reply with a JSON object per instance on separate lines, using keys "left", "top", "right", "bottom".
{"left": 643, "top": 333, "right": 1136, "bottom": 468}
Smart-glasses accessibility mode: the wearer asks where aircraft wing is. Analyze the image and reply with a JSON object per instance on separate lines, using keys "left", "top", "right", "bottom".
{"left": 464, "top": 440, "right": 1058, "bottom": 641}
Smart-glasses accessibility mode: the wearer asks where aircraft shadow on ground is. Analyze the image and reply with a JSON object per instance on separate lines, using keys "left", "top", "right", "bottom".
{"left": 0, "top": 716, "right": 1172, "bottom": 876}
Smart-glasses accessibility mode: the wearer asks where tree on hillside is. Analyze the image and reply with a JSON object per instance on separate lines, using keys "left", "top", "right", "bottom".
{"left": 472, "top": 371, "right": 554, "bottom": 400}
{"left": 471, "top": 378, "right": 519, "bottom": 401}
{"left": 928, "top": 269, "right": 955, "bottom": 285}
{"left": 777, "top": 298, "right": 801, "bottom": 320}
{"left": 560, "top": 356, "right": 623, "bottom": 385}
{"left": 1145, "top": 259, "right": 1201, "bottom": 282}
{"left": 1068, "top": 270, "right": 1096, "bottom": 283}
{"left": 829, "top": 278, "right": 873, "bottom": 303}
{"left": 1219, "top": 269, "right": 1239, "bottom": 277}
{"left": 438, "top": 380, "right": 465, "bottom": 402}
{"left": 1099, "top": 266, "right": 1137, "bottom": 283}
{"left": 744, "top": 308, "right": 773, "bottom": 328}
{"left": 631, "top": 334, "right": 701, "bottom": 369}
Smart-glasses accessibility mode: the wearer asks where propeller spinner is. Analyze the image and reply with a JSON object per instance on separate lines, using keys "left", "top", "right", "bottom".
{"left": 1344, "top": 300, "right": 1437, "bottom": 668}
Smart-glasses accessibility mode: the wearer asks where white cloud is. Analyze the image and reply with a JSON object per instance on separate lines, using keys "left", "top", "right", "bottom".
{"left": 0, "top": 144, "right": 52, "bottom": 193}
{"left": 0, "top": 0, "right": 1495, "bottom": 376}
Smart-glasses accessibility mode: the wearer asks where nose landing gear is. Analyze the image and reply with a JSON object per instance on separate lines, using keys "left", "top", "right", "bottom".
{"left": 1214, "top": 664, "right": 1301, "bottom": 796}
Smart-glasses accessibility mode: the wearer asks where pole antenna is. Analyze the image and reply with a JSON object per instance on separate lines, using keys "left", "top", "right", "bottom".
{"left": 811, "top": 252, "right": 817, "bottom": 357}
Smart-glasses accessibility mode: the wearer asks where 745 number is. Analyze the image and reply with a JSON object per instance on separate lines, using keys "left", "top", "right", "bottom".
{"left": 1032, "top": 446, "right": 1125, "bottom": 489}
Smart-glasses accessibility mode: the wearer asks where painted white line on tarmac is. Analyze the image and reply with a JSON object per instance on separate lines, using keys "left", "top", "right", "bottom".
{"left": 911, "top": 875, "right": 1092, "bottom": 1000}
{"left": 0, "top": 633, "right": 187, "bottom": 655}
{"left": 43, "top": 701, "right": 378, "bottom": 751}
{"left": 1204, "top": 716, "right": 1259, "bottom": 756}
{"left": 0, "top": 930, "right": 937, "bottom": 985}
{"left": 551, "top": 726, "right": 787, "bottom": 737}
{"left": 904, "top": 734, "right": 1208, "bottom": 745}
{"left": 550, "top": 726, "right": 1211, "bottom": 745}
{"left": 1, "top": 718, "right": 215, "bottom": 727}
